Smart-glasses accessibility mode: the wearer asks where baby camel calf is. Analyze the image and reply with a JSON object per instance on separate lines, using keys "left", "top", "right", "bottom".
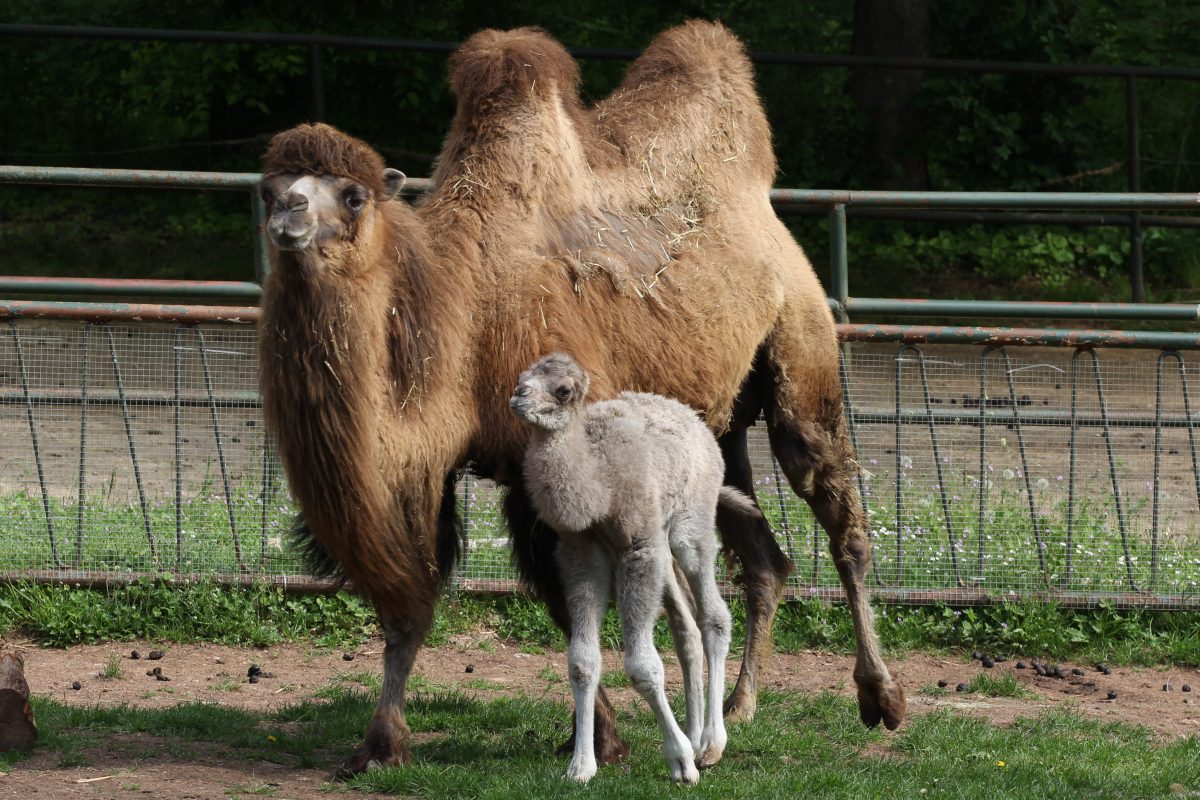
{"left": 510, "top": 353, "right": 746, "bottom": 784}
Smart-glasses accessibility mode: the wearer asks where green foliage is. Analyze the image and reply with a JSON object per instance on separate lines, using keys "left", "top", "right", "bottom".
{"left": 1, "top": 1, "right": 1197, "bottom": 300}
{"left": 0, "top": 579, "right": 378, "bottom": 647}
{"left": 3, "top": 582, "right": 1197, "bottom": 669}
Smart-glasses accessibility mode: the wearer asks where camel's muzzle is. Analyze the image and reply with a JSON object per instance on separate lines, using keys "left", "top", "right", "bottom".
{"left": 267, "top": 212, "right": 317, "bottom": 252}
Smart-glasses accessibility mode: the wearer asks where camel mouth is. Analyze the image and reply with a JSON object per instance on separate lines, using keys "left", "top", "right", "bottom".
{"left": 268, "top": 226, "right": 317, "bottom": 252}
{"left": 509, "top": 396, "right": 546, "bottom": 425}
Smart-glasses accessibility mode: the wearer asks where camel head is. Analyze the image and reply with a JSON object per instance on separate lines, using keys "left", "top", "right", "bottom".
{"left": 259, "top": 123, "right": 406, "bottom": 266}
{"left": 510, "top": 353, "right": 591, "bottom": 432}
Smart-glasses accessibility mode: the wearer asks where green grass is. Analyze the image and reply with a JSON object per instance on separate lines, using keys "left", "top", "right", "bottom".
{"left": 3, "top": 581, "right": 1200, "bottom": 668}
{"left": 101, "top": 653, "right": 123, "bottom": 680}
{"left": 4, "top": 688, "right": 1196, "bottom": 799}
{"left": 960, "top": 672, "right": 1035, "bottom": 699}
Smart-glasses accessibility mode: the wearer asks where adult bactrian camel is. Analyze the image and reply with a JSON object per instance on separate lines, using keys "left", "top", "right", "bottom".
{"left": 257, "top": 20, "right": 905, "bottom": 775}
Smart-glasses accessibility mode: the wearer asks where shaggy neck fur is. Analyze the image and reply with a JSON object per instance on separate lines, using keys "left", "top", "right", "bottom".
{"left": 522, "top": 419, "right": 611, "bottom": 534}
{"left": 259, "top": 201, "right": 469, "bottom": 615}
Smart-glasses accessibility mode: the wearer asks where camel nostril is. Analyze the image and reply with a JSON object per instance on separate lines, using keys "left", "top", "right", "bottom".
{"left": 514, "top": 385, "right": 531, "bottom": 397}
{"left": 283, "top": 194, "right": 309, "bottom": 212}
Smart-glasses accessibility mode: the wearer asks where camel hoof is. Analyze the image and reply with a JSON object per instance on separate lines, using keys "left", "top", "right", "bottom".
{"left": 555, "top": 730, "right": 629, "bottom": 765}
{"left": 337, "top": 738, "right": 411, "bottom": 779}
{"left": 857, "top": 677, "right": 906, "bottom": 731}
{"left": 722, "top": 689, "right": 757, "bottom": 725}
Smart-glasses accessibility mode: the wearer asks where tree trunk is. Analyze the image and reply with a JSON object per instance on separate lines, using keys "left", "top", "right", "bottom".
{"left": 0, "top": 652, "right": 37, "bottom": 752}
{"left": 849, "top": 0, "right": 932, "bottom": 189}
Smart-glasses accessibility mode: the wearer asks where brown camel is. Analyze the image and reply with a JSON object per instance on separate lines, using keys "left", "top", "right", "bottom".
{"left": 257, "top": 20, "right": 905, "bottom": 776}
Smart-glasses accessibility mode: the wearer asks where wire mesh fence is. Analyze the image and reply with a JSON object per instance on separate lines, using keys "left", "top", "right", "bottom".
{"left": 1, "top": 319, "right": 1197, "bottom": 608}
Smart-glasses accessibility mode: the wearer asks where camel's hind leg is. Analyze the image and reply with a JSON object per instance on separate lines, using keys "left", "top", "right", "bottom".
{"left": 670, "top": 511, "right": 732, "bottom": 769}
{"left": 716, "top": 366, "right": 793, "bottom": 724}
{"left": 762, "top": 310, "right": 906, "bottom": 731}
{"left": 617, "top": 536, "right": 698, "bottom": 785}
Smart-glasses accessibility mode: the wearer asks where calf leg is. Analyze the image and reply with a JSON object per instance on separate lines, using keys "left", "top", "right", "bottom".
{"left": 557, "top": 537, "right": 612, "bottom": 783}
{"left": 672, "top": 513, "right": 732, "bottom": 769}
{"left": 663, "top": 561, "right": 705, "bottom": 750}
{"left": 617, "top": 537, "right": 698, "bottom": 785}
{"left": 504, "top": 482, "right": 630, "bottom": 763}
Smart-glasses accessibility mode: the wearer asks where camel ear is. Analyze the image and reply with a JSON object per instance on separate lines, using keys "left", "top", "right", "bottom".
{"left": 380, "top": 168, "right": 406, "bottom": 201}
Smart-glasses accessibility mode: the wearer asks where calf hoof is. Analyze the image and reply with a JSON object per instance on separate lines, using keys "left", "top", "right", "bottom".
{"left": 669, "top": 755, "right": 700, "bottom": 785}
{"left": 857, "top": 677, "right": 906, "bottom": 731}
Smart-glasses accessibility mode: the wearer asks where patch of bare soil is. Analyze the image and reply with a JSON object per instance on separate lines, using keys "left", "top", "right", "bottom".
{"left": 1, "top": 637, "right": 1197, "bottom": 798}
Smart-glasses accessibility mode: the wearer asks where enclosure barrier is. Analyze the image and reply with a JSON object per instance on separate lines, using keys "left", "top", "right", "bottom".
{"left": 2, "top": 165, "right": 1199, "bottom": 608}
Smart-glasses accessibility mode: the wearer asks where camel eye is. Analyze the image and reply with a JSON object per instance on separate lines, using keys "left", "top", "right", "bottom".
{"left": 343, "top": 187, "right": 367, "bottom": 213}
{"left": 554, "top": 386, "right": 572, "bottom": 402}
{"left": 259, "top": 187, "right": 275, "bottom": 206}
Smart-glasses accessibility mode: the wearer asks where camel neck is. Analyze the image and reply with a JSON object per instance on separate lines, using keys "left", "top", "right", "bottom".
{"left": 526, "top": 419, "right": 609, "bottom": 531}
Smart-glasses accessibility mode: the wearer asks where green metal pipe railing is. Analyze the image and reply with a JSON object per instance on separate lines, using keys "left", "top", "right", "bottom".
{"left": 0, "top": 277, "right": 261, "bottom": 299}
{"left": 3, "top": 165, "right": 1200, "bottom": 339}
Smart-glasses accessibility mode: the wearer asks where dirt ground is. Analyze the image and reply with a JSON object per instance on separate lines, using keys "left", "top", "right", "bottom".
{"left": 1, "top": 636, "right": 1197, "bottom": 799}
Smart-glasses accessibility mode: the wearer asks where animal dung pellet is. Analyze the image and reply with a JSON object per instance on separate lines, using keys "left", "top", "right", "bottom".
{"left": 71, "top": 681, "right": 81, "bottom": 690}
{"left": 1183, "top": 685, "right": 1192, "bottom": 693}
{"left": 147, "top": 667, "right": 162, "bottom": 677}
{"left": 1071, "top": 668, "right": 1085, "bottom": 676}
{"left": 248, "top": 675, "right": 260, "bottom": 684}
{"left": 1164, "top": 683, "right": 1172, "bottom": 692}
{"left": 129, "top": 650, "right": 140, "bottom": 660}
{"left": 147, "top": 650, "right": 164, "bottom": 661}
{"left": 971, "top": 651, "right": 983, "bottom": 661}
{"left": 247, "top": 664, "right": 263, "bottom": 678}
{"left": 1015, "top": 662, "right": 1026, "bottom": 669}
{"left": 342, "top": 653, "right": 355, "bottom": 662}
{"left": 955, "top": 683, "right": 968, "bottom": 693}
{"left": 936, "top": 679, "right": 948, "bottom": 688}
{"left": 465, "top": 664, "right": 475, "bottom": 674}
{"left": 994, "top": 655, "right": 1007, "bottom": 663}
{"left": 1107, "top": 690, "right": 1117, "bottom": 700}
{"left": 155, "top": 674, "right": 170, "bottom": 682}
{"left": 981, "top": 655, "right": 995, "bottom": 669}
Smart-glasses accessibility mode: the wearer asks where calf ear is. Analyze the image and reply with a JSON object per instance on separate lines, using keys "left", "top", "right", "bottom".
{"left": 381, "top": 168, "right": 407, "bottom": 201}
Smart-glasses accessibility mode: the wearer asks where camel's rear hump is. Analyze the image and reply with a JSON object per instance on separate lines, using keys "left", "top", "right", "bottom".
{"left": 595, "top": 20, "right": 776, "bottom": 190}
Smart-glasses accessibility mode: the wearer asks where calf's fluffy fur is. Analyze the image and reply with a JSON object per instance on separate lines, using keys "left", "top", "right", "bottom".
{"left": 511, "top": 353, "right": 746, "bottom": 783}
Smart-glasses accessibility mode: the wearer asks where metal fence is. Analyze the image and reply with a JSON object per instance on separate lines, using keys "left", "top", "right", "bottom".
{"left": 2, "top": 165, "right": 1199, "bottom": 608}
{"left": 1, "top": 322, "right": 1198, "bottom": 608}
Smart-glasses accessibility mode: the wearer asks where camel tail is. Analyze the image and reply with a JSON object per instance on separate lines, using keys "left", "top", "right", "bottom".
{"left": 719, "top": 486, "right": 764, "bottom": 520}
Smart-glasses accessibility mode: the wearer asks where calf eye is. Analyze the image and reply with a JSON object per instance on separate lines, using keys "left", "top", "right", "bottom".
{"left": 259, "top": 187, "right": 274, "bottom": 206}
{"left": 554, "top": 386, "right": 572, "bottom": 402}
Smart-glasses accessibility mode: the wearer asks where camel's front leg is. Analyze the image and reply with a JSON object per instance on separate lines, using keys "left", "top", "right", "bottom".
{"left": 338, "top": 603, "right": 435, "bottom": 777}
